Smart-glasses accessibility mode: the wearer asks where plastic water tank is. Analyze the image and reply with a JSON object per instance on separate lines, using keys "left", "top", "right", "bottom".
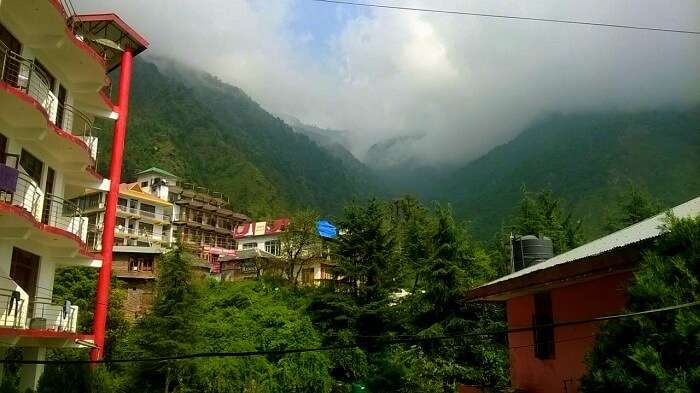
{"left": 512, "top": 235, "right": 554, "bottom": 271}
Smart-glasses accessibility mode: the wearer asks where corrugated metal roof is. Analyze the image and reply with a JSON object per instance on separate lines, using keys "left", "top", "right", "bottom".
{"left": 478, "top": 195, "right": 700, "bottom": 288}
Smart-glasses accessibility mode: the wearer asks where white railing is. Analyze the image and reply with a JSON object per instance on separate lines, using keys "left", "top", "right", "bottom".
{"left": 117, "top": 205, "right": 171, "bottom": 222}
{"left": 0, "top": 168, "right": 88, "bottom": 243}
{"left": 28, "top": 299, "right": 78, "bottom": 333}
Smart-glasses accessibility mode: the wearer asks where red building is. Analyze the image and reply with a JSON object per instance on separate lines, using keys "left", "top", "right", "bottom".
{"left": 466, "top": 196, "right": 700, "bottom": 393}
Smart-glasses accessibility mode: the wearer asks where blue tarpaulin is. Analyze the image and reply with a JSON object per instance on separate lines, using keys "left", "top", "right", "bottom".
{"left": 316, "top": 220, "right": 338, "bottom": 239}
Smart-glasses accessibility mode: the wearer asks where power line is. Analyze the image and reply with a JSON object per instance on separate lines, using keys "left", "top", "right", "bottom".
{"left": 309, "top": 0, "right": 700, "bottom": 35}
{"left": 2, "top": 300, "right": 697, "bottom": 365}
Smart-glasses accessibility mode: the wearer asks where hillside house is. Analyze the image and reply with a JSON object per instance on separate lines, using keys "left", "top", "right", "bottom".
{"left": 465, "top": 195, "right": 700, "bottom": 393}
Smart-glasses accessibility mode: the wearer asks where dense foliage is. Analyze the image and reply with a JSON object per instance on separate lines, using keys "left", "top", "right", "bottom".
{"left": 98, "top": 60, "right": 378, "bottom": 218}
{"left": 438, "top": 107, "right": 700, "bottom": 239}
{"left": 581, "top": 215, "right": 700, "bottom": 392}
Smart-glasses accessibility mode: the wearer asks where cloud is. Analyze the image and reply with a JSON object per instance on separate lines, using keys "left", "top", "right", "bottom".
{"left": 79, "top": 0, "right": 700, "bottom": 164}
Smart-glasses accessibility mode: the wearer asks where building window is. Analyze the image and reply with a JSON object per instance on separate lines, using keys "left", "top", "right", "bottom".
{"left": 533, "top": 292, "right": 555, "bottom": 359}
{"left": 243, "top": 242, "right": 258, "bottom": 249}
{"left": 140, "top": 203, "right": 156, "bottom": 217}
{"left": 19, "top": 149, "right": 43, "bottom": 184}
{"left": 302, "top": 268, "right": 315, "bottom": 284}
{"left": 129, "top": 257, "right": 153, "bottom": 272}
{"left": 141, "top": 181, "right": 148, "bottom": 187}
{"left": 139, "top": 222, "right": 154, "bottom": 236}
{"left": 33, "top": 60, "right": 55, "bottom": 90}
{"left": 265, "top": 240, "right": 281, "bottom": 256}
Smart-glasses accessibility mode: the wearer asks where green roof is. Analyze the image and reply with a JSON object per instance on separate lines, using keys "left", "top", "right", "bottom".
{"left": 136, "top": 167, "right": 178, "bottom": 178}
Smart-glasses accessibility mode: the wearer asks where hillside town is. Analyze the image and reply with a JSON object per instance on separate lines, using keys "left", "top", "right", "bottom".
{"left": 0, "top": 1, "right": 698, "bottom": 393}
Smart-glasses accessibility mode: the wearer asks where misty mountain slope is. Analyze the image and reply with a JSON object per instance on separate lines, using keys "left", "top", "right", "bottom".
{"left": 279, "top": 115, "right": 372, "bottom": 177}
{"left": 98, "top": 60, "right": 378, "bottom": 217}
{"left": 440, "top": 108, "right": 700, "bottom": 239}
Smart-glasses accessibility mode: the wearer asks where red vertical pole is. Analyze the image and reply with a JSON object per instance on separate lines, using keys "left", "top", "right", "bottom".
{"left": 91, "top": 48, "right": 133, "bottom": 362}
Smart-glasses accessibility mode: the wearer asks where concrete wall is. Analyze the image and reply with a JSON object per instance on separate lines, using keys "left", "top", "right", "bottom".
{"left": 505, "top": 271, "right": 633, "bottom": 393}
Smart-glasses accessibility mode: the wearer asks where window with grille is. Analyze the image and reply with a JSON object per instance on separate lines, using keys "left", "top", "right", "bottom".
{"left": 265, "top": 240, "right": 281, "bottom": 256}
{"left": 533, "top": 292, "right": 555, "bottom": 359}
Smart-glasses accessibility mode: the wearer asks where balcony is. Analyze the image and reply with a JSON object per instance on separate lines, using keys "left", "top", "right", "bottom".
{"left": 115, "top": 205, "right": 171, "bottom": 223}
{"left": 0, "top": 44, "right": 99, "bottom": 182}
{"left": 88, "top": 224, "right": 171, "bottom": 252}
{"left": 0, "top": 165, "right": 93, "bottom": 259}
{"left": 0, "top": 278, "right": 79, "bottom": 335}
{"left": 1, "top": 0, "right": 111, "bottom": 112}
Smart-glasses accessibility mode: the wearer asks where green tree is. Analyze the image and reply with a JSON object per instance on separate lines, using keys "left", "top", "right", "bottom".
{"left": 335, "top": 198, "right": 398, "bottom": 304}
{"left": 605, "top": 182, "right": 662, "bottom": 232}
{"left": 581, "top": 214, "right": 700, "bottom": 392}
{"left": 121, "top": 247, "right": 200, "bottom": 393}
{"left": 511, "top": 188, "right": 583, "bottom": 253}
{"left": 36, "top": 267, "right": 130, "bottom": 393}
{"left": 280, "top": 209, "right": 322, "bottom": 285}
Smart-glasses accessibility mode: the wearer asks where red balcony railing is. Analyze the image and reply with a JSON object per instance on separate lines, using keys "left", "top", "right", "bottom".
{"left": 0, "top": 42, "right": 98, "bottom": 157}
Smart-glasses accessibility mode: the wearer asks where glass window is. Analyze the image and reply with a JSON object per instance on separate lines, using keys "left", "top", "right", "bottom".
{"left": 533, "top": 292, "right": 555, "bottom": 359}
{"left": 243, "top": 242, "right": 258, "bottom": 249}
{"left": 19, "top": 149, "right": 43, "bottom": 184}
{"left": 139, "top": 222, "right": 154, "bottom": 235}
{"left": 265, "top": 240, "right": 281, "bottom": 256}
{"left": 141, "top": 181, "right": 148, "bottom": 187}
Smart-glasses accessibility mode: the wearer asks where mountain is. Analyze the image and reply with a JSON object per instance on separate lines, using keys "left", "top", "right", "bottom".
{"left": 278, "top": 115, "right": 370, "bottom": 176}
{"left": 364, "top": 134, "right": 456, "bottom": 198}
{"left": 437, "top": 108, "right": 700, "bottom": 239}
{"left": 96, "top": 60, "right": 379, "bottom": 218}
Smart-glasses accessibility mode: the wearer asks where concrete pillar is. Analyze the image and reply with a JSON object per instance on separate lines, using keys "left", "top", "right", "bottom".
{"left": 19, "top": 347, "right": 46, "bottom": 392}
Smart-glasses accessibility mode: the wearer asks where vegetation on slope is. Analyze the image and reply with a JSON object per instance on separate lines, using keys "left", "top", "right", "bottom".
{"left": 97, "top": 60, "right": 378, "bottom": 218}
{"left": 438, "top": 107, "right": 700, "bottom": 239}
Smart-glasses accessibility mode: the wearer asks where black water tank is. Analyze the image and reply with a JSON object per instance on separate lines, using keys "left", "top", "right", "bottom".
{"left": 512, "top": 235, "right": 554, "bottom": 271}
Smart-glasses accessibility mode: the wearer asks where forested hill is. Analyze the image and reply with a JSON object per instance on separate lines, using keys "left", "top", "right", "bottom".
{"left": 97, "top": 60, "right": 379, "bottom": 218}
{"left": 438, "top": 107, "right": 700, "bottom": 239}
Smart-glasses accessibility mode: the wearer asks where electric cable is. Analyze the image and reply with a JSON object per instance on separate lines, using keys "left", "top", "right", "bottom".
{"left": 1, "top": 300, "right": 697, "bottom": 365}
{"left": 308, "top": 0, "right": 700, "bottom": 35}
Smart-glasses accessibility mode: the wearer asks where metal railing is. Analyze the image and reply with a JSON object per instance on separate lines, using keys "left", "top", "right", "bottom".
{"left": 1, "top": 42, "right": 98, "bottom": 158}
{"left": 0, "top": 42, "right": 55, "bottom": 114}
{"left": 56, "top": 101, "right": 98, "bottom": 157}
{"left": 0, "top": 169, "right": 87, "bottom": 241}
{"left": 88, "top": 224, "right": 172, "bottom": 251}
{"left": 45, "top": 193, "right": 86, "bottom": 239}
{"left": 29, "top": 298, "right": 78, "bottom": 333}
{"left": 0, "top": 288, "right": 27, "bottom": 329}
{"left": 176, "top": 232, "right": 237, "bottom": 250}
{"left": 117, "top": 204, "right": 171, "bottom": 222}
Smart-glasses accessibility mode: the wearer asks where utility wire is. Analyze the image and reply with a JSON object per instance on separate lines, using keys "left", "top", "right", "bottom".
{"left": 2, "top": 300, "right": 698, "bottom": 365}
{"left": 309, "top": 0, "right": 700, "bottom": 35}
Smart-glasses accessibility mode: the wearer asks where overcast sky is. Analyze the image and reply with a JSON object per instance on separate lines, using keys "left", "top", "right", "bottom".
{"left": 80, "top": 0, "right": 700, "bottom": 164}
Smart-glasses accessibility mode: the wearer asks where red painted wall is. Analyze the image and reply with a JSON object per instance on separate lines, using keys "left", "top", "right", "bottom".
{"left": 506, "top": 272, "right": 633, "bottom": 393}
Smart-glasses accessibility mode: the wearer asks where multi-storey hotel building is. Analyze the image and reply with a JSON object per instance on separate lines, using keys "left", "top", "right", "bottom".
{"left": 0, "top": 1, "right": 146, "bottom": 388}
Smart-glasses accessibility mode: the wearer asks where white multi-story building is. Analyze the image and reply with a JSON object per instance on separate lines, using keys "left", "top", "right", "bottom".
{"left": 0, "top": 1, "right": 146, "bottom": 389}
{"left": 231, "top": 219, "right": 336, "bottom": 284}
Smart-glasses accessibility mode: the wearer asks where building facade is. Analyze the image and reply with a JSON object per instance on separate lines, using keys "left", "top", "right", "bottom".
{"left": 169, "top": 178, "right": 248, "bottom": 271}
{"left": 72, "top": 167, "right": 249, "bottom": 318}
{"left": 465, "top": 196, "right": 700, "bottom": 393}
{"left": 232, "top": 218, "right": 336, "bottom": 284}
{"left": 0, "top": 1, "right": 146, "bottom": 389}
{"left": 70, "top": 168, "right": 176, "bottom": 320}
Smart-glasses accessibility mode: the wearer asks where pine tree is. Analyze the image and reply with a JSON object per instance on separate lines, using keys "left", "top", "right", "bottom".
{"left": 124, "top": 247, "right": 200, "bottom": 392}
{"left": 335, "top": 198, "right": 398, "bottom": 304}
{"left": 581, "top": 215, "right": 700, "bottom": 392}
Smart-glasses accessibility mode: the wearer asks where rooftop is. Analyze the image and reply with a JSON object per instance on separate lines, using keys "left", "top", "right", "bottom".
{"left": 136, "top": 167, "right": 178, "bottom": 179}
{"left": 469, "top": 195, "right": 700, "bottom": 299}
{"left": 72, "top": 13, "right": 149, "bottom": 71}
{"left": 119, "top": 183, "right": 172, "bottom": 206}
